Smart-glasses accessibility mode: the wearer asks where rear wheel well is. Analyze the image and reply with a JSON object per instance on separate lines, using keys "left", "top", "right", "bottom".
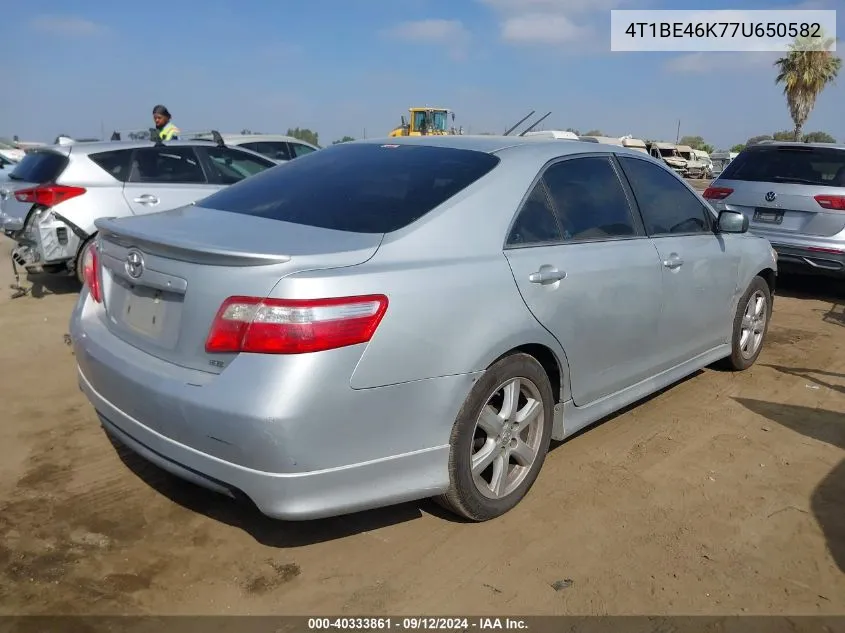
{"left": 495, "top": 344, "right": 563, "bottom": 404}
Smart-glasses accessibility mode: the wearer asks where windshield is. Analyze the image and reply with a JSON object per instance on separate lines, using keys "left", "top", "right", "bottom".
{"left": 678, "top": 151, "right": 693, "bottom": 160}
{"left": 198, "top": 143, "right": 500, "bottom": 234}
{"left": 720, "top": 146, "right": 845, "bottom": 186}
{"left": 659, "top": 148, "right": 680, "bottom": 158}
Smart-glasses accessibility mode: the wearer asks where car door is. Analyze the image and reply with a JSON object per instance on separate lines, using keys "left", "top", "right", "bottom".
{"left": 198, "top": 145, "right": 277, "bottom": 185}
{"left": 504, "top": 155, "right": 664, "bottom": 406}
{"left": 617, "top": 155, "right": 741, "bottom": 370}
{"left": 122, "top": 146, "right": 214, "bottom": 215}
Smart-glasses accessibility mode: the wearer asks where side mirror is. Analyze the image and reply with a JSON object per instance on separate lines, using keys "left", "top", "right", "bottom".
{"left": 717, "top": 210, "right": 748, "bottom": 234}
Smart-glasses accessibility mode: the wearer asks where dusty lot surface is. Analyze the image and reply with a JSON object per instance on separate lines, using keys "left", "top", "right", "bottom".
{"left": 0, "top": 235, "right": 842, "bottom": 616}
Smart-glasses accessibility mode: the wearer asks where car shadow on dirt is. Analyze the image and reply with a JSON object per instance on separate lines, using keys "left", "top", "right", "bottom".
{"left": 108, "top": 433, "right": 460, "bottom": 546}
{"left": 775, "top": 272, "right": 845, "bottom": 302}
{"left": 108, "top": 372, "right": 707, "bottom": 544}
{"left": 734, "top": 396, "right": 845, "bottom": 574}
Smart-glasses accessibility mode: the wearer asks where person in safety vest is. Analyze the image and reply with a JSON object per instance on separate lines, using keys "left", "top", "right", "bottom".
{"left": 152, "top": 104, "right": 180, "bottom": 140}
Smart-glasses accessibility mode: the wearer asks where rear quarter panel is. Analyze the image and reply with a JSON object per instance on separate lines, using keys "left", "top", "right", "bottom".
{"left": 271, "top": 151, "right": 574, "bottom": 397}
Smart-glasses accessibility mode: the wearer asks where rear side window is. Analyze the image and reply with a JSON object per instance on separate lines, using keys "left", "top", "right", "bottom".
{"left": 721, "top": 146, "right": 845, "bottom": 187}
{"left": 241, "top": 141, "right": 291, "bottom": 161}
{"left": 89, "top": 150, "right": 132, "bottom": 182}
{"left": 542, "top": 156, "right": 637, "bottom": 241}
{"left": 199, "top": 143, "right": 500, "bottom": 233}
{"left": 8, "top": 151, "right": 67, "bottom": 183}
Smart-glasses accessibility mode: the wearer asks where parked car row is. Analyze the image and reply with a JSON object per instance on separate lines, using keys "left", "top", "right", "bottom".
{"left": 0, "top": 135, "right": 280, "bottom": 283}
{"left": 68, "top": 134, "right": 778, "bottom": 523}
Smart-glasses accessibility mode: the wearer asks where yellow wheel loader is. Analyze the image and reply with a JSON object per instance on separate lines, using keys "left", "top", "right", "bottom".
{"left": 389, "top": 107, "right": 462, "bottom": 137}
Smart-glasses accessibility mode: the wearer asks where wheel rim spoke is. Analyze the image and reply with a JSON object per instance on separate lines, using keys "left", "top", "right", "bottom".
{"left": 514, "top": 398, "right": 541, "bottom": 433}
{"left": 471, "top": 439, "right": 498, "bottom": 475}
{"left": 477, "top": 405, "right": 504, "bottom": 437}
{"left": 489, "top": 453, "right": 508, "bottom": 497}
{"left": 500, "top": 379, "right": 520, "bottom": 420}
{"left": 511, "top": 439, "right": 535, "bottom": 466}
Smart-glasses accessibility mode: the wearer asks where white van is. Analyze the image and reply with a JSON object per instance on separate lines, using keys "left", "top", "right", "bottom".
{"left": 710, "top": 151, "right": 738, "bottom": 177}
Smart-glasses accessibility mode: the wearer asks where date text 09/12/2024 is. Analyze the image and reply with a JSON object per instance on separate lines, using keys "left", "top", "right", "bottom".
{"left": 307, "top": 618, "right": 528, "bottom": 630}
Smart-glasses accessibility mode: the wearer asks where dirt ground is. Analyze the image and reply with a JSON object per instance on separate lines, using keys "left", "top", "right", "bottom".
{"left": 0, "top": 233, "right": 843, "bottom": 616}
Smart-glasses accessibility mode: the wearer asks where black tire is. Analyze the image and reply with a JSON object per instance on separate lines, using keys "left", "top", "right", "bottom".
{"left": 74, "top": 235, "right": 96, "bottom": 286}
{"left": 722, "top": 275, "right": 772, "bottom": 371}
{"left": 436, "top": 353, "right": 555, "bottom": 521}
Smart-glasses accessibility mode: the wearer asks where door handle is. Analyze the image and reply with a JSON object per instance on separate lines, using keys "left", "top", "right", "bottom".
{"left": 662, "top": 255, "right": 684, "bottom": 269}
{"left": 133, "top": 194, "right": 160, "bottom": 205}
{"left": 529, "top": 268, "right": 567, "bottom": 284}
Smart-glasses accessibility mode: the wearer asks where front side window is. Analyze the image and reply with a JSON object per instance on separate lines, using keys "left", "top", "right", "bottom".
{"left": 128, "top": 147, "right": 206, "bottom": 184}
{"left": 203, "top": 146, "right": 275, "bottom": 184}
{"left": 619, "top": 156, "right": 712, "bottom": 236}
{"left": 290, "top": 143, "right": 316, "bottom": 158}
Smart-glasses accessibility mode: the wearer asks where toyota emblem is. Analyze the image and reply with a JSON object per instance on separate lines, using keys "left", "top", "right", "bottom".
{"left": 765, "top": 191, "right": 777, "bottom": 202}
{"left": 125, "top": 249, "right": 145, "bottom": 279}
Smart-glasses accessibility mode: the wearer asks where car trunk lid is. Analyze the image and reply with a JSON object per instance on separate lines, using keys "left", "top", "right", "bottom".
{"left": 94, "top": 205, "right": 384, "bottom": 374}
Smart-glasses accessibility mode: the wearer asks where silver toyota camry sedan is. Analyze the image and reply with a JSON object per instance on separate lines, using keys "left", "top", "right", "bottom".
{"left": 69, "top": 135, "right": 778, "bottom": 522}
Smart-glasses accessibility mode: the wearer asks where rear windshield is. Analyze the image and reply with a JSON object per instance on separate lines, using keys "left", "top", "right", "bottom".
{"left": 198, "top": 143, "right": 500, "bottom": 233}
{"left": 8, "top": 151, "right": 68, "bottom": 183}
{"left": 721, "top": 146, "right": 845, "bottom": 187}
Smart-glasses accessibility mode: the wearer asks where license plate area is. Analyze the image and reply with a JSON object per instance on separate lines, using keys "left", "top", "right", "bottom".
{"left": 108, "top": 275, "right": 183, "bottom": 349}
{"left": 753, "top": 208, "right": 784, "bottom": 225}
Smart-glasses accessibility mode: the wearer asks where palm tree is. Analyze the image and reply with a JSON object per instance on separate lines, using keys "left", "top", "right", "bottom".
{"left": 774, "top": 34, "right": 842, "bottom": 141}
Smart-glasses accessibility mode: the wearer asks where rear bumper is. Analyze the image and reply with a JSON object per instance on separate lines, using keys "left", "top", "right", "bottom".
{"left": 70, "top": 296, "right": 478, "bottom": 520}
{"left": 768, "top": 240, "right": 845, "bottom": 277}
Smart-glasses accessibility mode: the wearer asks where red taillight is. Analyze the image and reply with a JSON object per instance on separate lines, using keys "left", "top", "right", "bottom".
{"left": 703, "top": 186, "right": 733, "bottom": 200}
{"left": 205, "top": 294, "right": 389, "bottom": 354}
{"left": 814, "top": 195, "right": 845, "bottom": 211}
{"left": 81, "top": 242, "right": 102, "bottom": 303}
{"left": 14, "top": 184, "right": 86, "bottom": 207}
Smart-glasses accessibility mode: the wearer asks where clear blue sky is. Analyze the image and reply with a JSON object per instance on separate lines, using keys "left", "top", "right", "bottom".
{"left": 5, "top": 0, "right": 842, "bottom": 149}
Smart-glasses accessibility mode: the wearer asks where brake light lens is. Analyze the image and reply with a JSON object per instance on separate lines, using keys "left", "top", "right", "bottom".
{"left": 205, "top": 294, "right": 389, "bottom": 354}
{"left": 703, "top": 186, "right": 733, "bottom": 200}
{"left": 814, "top": 195, "right": 845, "bottom": 211}
{"left": 14, "top": 184, "right": 86, "bottom": 207}
{"left": 81, "top": 242, "right": 102, "bottom": 303}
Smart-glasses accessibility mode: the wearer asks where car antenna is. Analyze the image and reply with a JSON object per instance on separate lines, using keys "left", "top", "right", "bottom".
{"left": 503, "top": 110, "right": 535, "bottom": 136}
{"left": 150, "top": 128, "right": 164, "bottom": 146}
{"left": 518, "top": 112, "right": 552, "bottom": 136}
{"left": 110, "top": 131, "right": 121, "bottom": 141}
{"left": 211, "top": 130, "right": 225, "bottom": 147}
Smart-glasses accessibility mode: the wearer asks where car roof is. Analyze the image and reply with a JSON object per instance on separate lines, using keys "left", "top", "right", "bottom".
{"left": 193, "top": 133, "right": 318, "bottom": 147}
{"left": 352, "top": 134, "right": 654, "bottom": 162}
{"left": 751, "top": 140, "right": 845, "bottom": 151}
{"left": 29, "top": 139, "right": 232, "bottom": 155}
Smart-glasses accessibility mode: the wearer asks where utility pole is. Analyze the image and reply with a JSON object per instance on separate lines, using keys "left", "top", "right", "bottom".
{"left": 676, "top": 119, "right": 681, "bottom": 144}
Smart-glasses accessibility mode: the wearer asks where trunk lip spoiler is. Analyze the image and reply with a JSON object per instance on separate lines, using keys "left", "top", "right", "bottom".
{"left": 95, "top": 216, "right": 293, "bottom": 266}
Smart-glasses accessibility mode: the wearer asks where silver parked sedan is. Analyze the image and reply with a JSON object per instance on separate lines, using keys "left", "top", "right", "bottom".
{"left": 70, "top": 136, "right": 778, "bottom": 522}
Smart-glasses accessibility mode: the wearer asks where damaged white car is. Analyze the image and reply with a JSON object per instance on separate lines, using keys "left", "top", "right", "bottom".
{"left": 0, "top": 134, "right": 277, "bottom": 288}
